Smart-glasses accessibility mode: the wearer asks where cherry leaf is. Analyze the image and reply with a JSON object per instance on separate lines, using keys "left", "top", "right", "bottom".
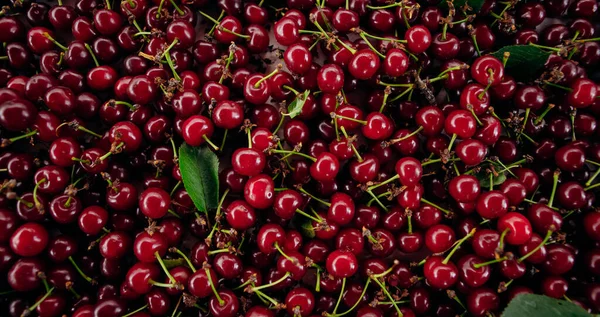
{"left": 491, "top": 45, "right": 552, "bottom": 81}
{"left": 178, "top": 144, "right": 219, "bottom": 214}
{"left": 502, "top": 294, "right": 590, "bottom": 317}
{"left": 287, "top": 90, "right": 310, "bottom": 119}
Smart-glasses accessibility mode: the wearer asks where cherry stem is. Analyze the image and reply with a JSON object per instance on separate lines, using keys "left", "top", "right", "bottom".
{"left": 202, "top": 267, "right": 223, "bottom": 305}
{"left": 472, "top": 256, "right": 508, "bottom": 269}
{"left": 295, "top": 208, "right": 323, "bottom": 222}
{"left": 84, "top": 43, "right": 99, "bottom": 67}
{"left": 359, "top": 30, "right": 406, "bottom": 43}
{"left": 390, "top": 126, "right": 423, "bottom": 144}
{"left": 368, "top": 174, "right": 399, "bottom": 192}
{"left": 169, "top": 248, "right": 196, "bottom": 272}
{"left": 543, "top": 80, "right": 573, "bottom": 92}
{"left": 372, "top": 261, "right": 399, "bottom": 278}
{"left": 370, "top": 276, "right": 403, "bottom": 317}
{"left": 328, "top": 279, "right": 370, "bottom": 317}
{"left": 254, "top": 288, "right": 281, "bottom": 307}
{"left": 421, "top": 199, "right": 450, "bottom": 216}
{"left": 215, "top": 188, "right": 229, "bottom": 219}
{"left": 517, "top": 230, "right": 552, "bottom": 263}
{"left": 366, "top": 2, "right": 403, "bottom": 9}
{"left": 149, "top": 279, "right": 176, "bottom": 288}
{"left": 156, "top": 251, "right": 177, "bottom": 284}
{"left": 366, "top": 191, "right": 391, "bottom": 208}
{"left": 333, "top": 113, "right": 367, "bottom": 125}
{"left": 498, "top": 228, "right": 509, "bottom": 254}
{"left": 168, "top": 0, "right": 184, "bottom": 15}
{"left": 122, "top": 305, "right": 148, "bottom": 317}
{"left": 21, "top": 287, "right": 54, "bottom": 317}
{"left": 98, "top": 142, "right": 124, "bottom": 161}
{"left": 207, "top": 10, "right": 225, "bottom": 37}
{"left": 5, "top": 129, "right": 38, "bottom": 145}
{"left": 0, "top": 56, "right": 7, "bottom": 60}
{"left": 14, "top": 196, "right": 33, "bottom": 209}
{"left": 377, "top": 80, "right": 413, "bottom": 88}
{"left": 201, "top": 135, "right": 219, "bottom": 151}
{"left": 548, "top": 170, "right": 560, "bottom": 208}
{"left": 219, "top": 26, "right": 250, "bottom": 39}
{"left": 586, "top": 168, "right": 600, "bottom": 187}
{"left": 528, "top": 42, "right": 562, "bottom": 52}
{"left": 43, "top": 33, "right": 67, "bottom": 51}
{"left": 340, "top": 126, "right": 363, "bottom": 162}
{"left": 447, "top": 133, "right": 457, "bottom": 151}
{"left": 33, "top": 178, "right": 46, "bottom": 211}
{"left": 358, "top": 33, "right": 386, "bottom": 58}
{"left": 298, "top": 187, "right": 331, "bottom": 207}
{"left": 254, "top": 67, "right": 280, "bottom": 88}
{"left": 251, "top": 272, "right": 291, "bottom": 291}
{"left": 443, "top": 229, "right": 476, "bottom": 264}
{"left": 379, "top": 87, "right": 390, "bottom": 113}
{"left": 271, "top": 149, "right": 317, "bottom": 162}
{"left": 282, "top": 84, "right": 299, "bottom": 95}
{"left": 471, "top": 32, "right": 481, "bottom": 57}
{"left": 218, "top": 45, "right": 236, "bottom": 84}
{"left": 274, "top": 242, "right": 295, "bottom": 263}
{"left": 125, "top": 0, "right": 135, "bottom": 8}
{"left": 442, "top": 22, "right": 448, "bottom": 41}
{"left": 332, "top": 277, "right": 346, "bottom": 315}
{"left": 335, "top": 38, "right": 357, "bottom": 55}
{"left": 576, "top": 37, "right": 600, "bottom": 43}
{"left": 162, "top": 39, "right": 181, "bottom": 81}
{"left": 407, "top": 214, "right": 413, "bottom": 234}
{"left": 533, "top": 103, "right": 554, "bottom": 125}
{"left": 68, "top": 256, "right": 96, "bottom": 284}
{"left": 198, "top": 10, "right": 220, "bottom": 24}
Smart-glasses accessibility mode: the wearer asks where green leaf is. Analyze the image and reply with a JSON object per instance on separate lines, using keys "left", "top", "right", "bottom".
{"left": 178, "top": 144, "right": 219, "bottom": 213}
{"left": 287, "top": 90, "right": 310, "bottom": 119}
{"left": 476, "top": 170, "right": 506, "bottom": 188}
{"left": 438, "top": 0, "right": 485, "bottom": 13}
{"left": 491, "top": 45, "right": 551, "bottom": 81}
{"left": 502, "top": 294, "right": 591, "bottom": 317}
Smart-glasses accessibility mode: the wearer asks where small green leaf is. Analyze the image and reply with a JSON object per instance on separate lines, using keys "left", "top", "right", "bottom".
{"left": 439, "top": 0, "right": 485, "bottom": 13}
{"left": 476, "top": 170, "right": 506, "bottom": 188}
{"left": 287, "top": 90, "right": 310, "bottom": 119}
{"left": 294, "top": 215, "right": 315, "bottom": 239}
{"left": 491, "top": 45, "right": 551, "bottom": 81}
{"left": 502, "top": 294, "right": 591, "bottom": 317}
{"left": 178, "top": 144, "right": 219, "bottom": 213}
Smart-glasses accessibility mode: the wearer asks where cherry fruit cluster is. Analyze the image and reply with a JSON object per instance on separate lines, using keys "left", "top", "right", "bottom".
{"left": 0, "top": 0, "right": 599, "bottom": 316}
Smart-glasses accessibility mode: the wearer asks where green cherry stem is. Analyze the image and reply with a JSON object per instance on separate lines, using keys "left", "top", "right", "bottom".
{"left": 168, "top": 0, "right": 184, "bottom": 15}
{"left": 43, "top": 32, "right": 67, "bottom": 51}
{"left": 270, "top": 149, "right": 317, "bottom": 162}
{"left": 335, "top": 38, "right": 357, "bottom": 54}
{"left": 84, "top": 43, "right": 100, "bottom": 67}
{"left": 2, "top": 129, "right": 38, "bottom": 147}
{"left": 155, "top": 251, "right": 177, "bottom": 284}
{"left": 547, "top": 170, "right": 560, "bottom": 208}
{"left": 68, "top": 256, "right": 96, "bottom": 284}
{"left": 170, "top": 248, "right": 196, "bottom": 272}
{"left": 206, "top": 267, "right": 224, "bottom": 305}
{"left": 420, "top": 198, "right": 451, "bottom": 215}
{"left": 332, "top": 113, "right": 367, "bottom": 125}
{"left": 162, "top": 39, "right": 181, "bottom": 81}
{"left": 207, "top": 10, "right": 225, "bottom": 37}
{"left": 297, "top": 186, "right": 331, "bottom": 207}
{"left": 497, "top": 228, "right": 509, "bottom": 254}
{"left": 21, "top": 287, "right": 55, "bottom": 317}
{"left": 254, "top": 66, "right": 280, "bottom": 88}
{"left": 443, "top": 229, "right": 476, "bottom": 264}
{"left": 32, "top": 178, "right": 46, "bottom": 211}
{"left": 517, "top": 230, "right": 552, "bottom": 263}
{"left": 218, "top": 26, "right": 249, "bottom": 39}
{"left": 122, "top": 305, "right": 149, "bottom": 317}
{"left": 370, "top": 276, "right": 402, "bottom": 317}
{"left": 327, "top": 279, "right": 370, "bottom": 317}
{"left": 332, "top": 277, "right": 346, "bottom": 315}
{"left": 251, "top": 272, "right": 291, "bottom": 292}
{"left": 295, "top": 209, "right": 323, "bottom": 223}
{"left": 472, "top": 256, "right": 508, "bottom": 269}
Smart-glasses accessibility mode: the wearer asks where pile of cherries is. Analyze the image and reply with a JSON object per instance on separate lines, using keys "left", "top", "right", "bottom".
{"left": 0, "top": 0, "right": 600, "bottom": 315}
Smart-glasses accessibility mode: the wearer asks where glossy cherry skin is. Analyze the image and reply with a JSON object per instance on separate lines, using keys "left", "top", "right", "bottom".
{"left": 0, "top": 99, "right": 38, "bottom": 132}
{"left": 476, "top": 191, "right": 509, "bottom": 219}
{"left": 138, "top": 188, "right": 170, "bottom": 219}
{"left": 326, "top": 250, "right": 358, "bottom": 278}
{"left": 209, "top": 289, "right": 239, "bottom": 317}
{"left": 225, "top": 200, "right": 256, "bottom": 231}
{"left": 425, "top": 224, "right": 456, "bottom": 253}
{"left": 405, "top": 25, "right": 432, "bottom": 54}
{"left": 284, "top": 43, "right": 313, "bottom": 74}
{"left": 423, "top": 256, "right": 458, "bottom": 289}
{"left": 285, "top": 287, "right": 315, "bottom": 317}
{"left": 497, "top": 212, "right": 532, "bottom": 245}
{"left": 182, "top": 115, "right": 214, "bottom": 146}
{"left": 10, "top": 222, "right": 49, "bottom": 257}
{"left": 231, "top": 148, "right": 266, "bottom": 177}
{"left": 449, "top": 175, "right": 481, "bottom": 203}
{"left": 8, "top": 258, "right": 45, "bottom": 292}
{"left": 244, "top": 174, "right": 275, "bottom": 209}
{"left": 99, "top": 231, "right": 132, "bottom": 259}
{"left": 467, "top": 288, "right": 499, "bottom": 317}
{"left": 310, "top": 152, "right": 340, "bottom": 182}
{"left": 133, "top": 231, "right": 168, "bottom": 263}
{"left": 543, "top": 244, "right": 575, "bottom": 275}
{"left": 348, "top": 49, "right": 380, "bottom": 80}
{"left": 458, "top": 254, "right": 491, "bottom": 288}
